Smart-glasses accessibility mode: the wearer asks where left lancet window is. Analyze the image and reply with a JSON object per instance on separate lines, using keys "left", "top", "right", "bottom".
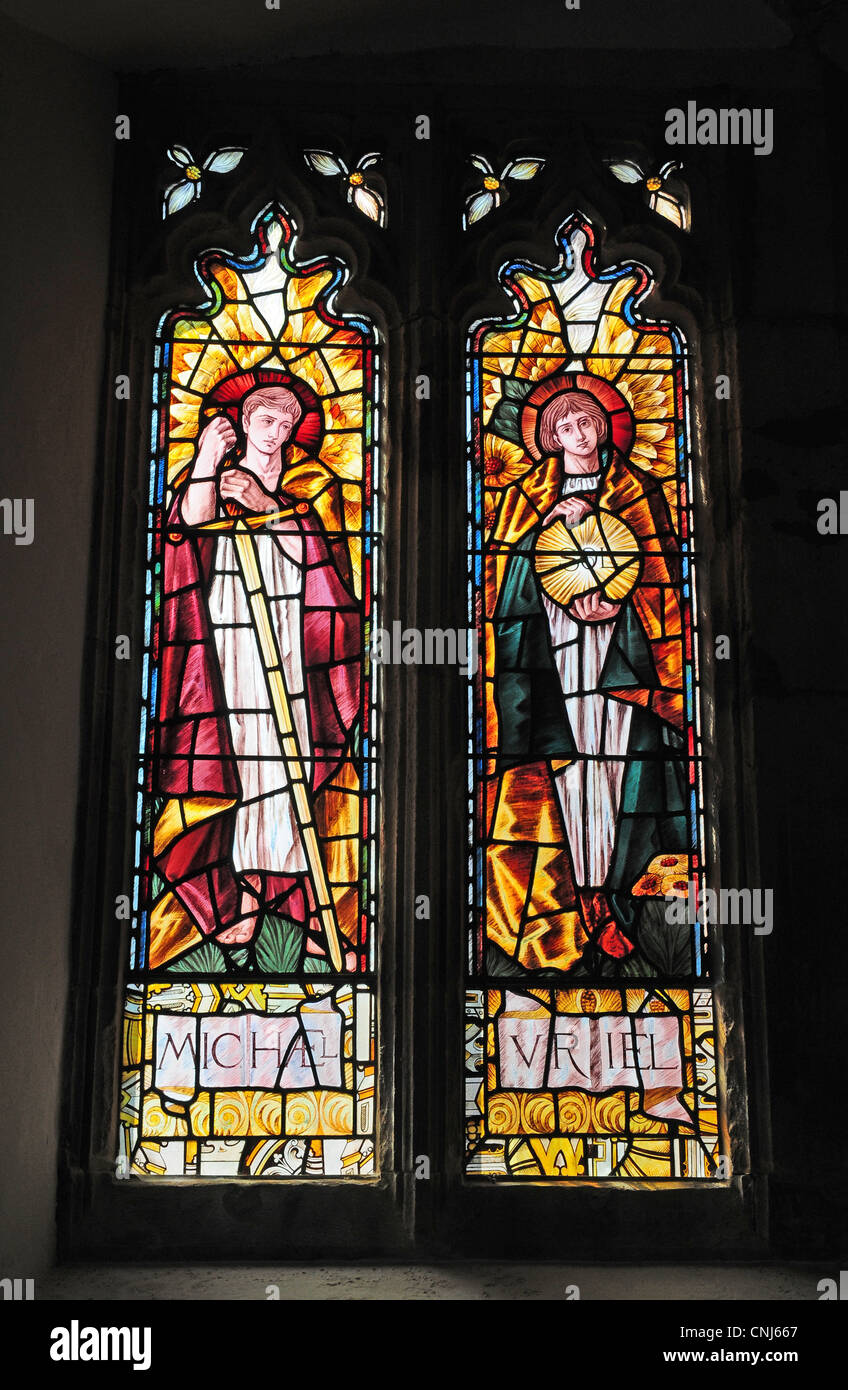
{"left": 120, "top": 206, "right": 381, "bottom": 1180}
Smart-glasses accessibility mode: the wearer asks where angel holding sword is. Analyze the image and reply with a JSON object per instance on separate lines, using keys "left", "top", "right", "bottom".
{"left": 153, "top": 375, "right": 361, "bottom": 973}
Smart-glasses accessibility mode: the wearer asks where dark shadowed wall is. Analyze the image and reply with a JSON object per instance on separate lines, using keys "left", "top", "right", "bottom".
{"left": 0, "top": 16, "right": 115, "bottom": 1275}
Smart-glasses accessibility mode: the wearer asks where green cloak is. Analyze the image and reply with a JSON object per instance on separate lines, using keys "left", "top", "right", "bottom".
{"left": 493, "top": 525, "right": 691, "bottom": 917}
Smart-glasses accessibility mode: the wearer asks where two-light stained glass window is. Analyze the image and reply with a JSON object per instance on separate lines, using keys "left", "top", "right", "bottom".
{"left": 116, "top": 190, "right": 726, "bottom": 1187}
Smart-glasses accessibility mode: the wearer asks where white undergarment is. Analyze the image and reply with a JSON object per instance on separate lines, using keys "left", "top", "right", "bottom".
{"left": 208, "top": 531, "right": 311, "bottom": 875}
{"left": 540, "top": 595, "right": 632, "bottom": 887}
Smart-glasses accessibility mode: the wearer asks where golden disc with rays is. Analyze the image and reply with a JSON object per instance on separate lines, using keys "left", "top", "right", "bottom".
{"left": 534, "top": 509, "right": 641, "bottom": 608}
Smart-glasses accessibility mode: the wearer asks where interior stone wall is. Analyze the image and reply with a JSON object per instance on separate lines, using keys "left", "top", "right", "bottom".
{"left": 0, "top": 15, "right": 116, "bottom": 1277}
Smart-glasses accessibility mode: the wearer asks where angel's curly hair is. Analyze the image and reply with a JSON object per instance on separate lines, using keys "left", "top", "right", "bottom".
{"left": 241, "top": 386, "right": 303, "bottom": 429}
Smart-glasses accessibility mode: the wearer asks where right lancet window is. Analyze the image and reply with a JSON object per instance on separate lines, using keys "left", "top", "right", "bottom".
{"left": 465, "top": 214, "right": 721, "bottom": 1183}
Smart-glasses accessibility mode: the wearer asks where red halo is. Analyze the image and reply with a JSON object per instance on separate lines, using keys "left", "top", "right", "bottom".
{"left": 520, "top": 371, "right": 635, "bottom": 461}
{"left": 200, "top": 367, "right": 323, "bottom": 454}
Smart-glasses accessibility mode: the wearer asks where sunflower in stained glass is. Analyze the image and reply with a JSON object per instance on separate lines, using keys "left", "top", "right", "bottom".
{"left": 482, "top": 434, "right": 532, "bottom": 489}
{"left": 534, "top": 509, "right": 641, "bottom": 608}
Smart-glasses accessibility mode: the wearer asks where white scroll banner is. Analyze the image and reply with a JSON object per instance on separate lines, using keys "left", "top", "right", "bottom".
{"left": 497, "top": 992, "right": 690, "bottom": 1122}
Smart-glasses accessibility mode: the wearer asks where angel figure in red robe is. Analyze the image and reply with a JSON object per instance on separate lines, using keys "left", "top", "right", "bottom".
{"left": 152, "top": 371, "right": 361, "bottom": 973}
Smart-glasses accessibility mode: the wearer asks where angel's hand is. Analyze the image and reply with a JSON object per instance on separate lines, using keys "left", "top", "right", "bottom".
{"left": 544, "top": 495, "right": 594, "bottom": 528}
{"left": 568, "top": 591, "right": 622, "bottom": 624}
{"left": 219, "top": 468, "right": 277, "bottom": 514}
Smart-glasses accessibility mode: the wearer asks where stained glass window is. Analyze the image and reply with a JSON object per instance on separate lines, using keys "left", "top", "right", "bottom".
{"left": 465, "top": 214, "right": 721, "bottom": 1182}
{"left": 119, "top": 206, "right": 381, "bottom": 1180}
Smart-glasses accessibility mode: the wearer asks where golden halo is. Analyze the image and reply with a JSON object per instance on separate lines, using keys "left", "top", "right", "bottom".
{"left": 520, "top": 371, "right": 636, "bottom": 462}
{"left": 534, "top": 509, "right": 641, "bottom": 608}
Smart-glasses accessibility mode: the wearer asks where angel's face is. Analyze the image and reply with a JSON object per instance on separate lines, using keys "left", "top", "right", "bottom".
{"left": 243, "top": 404, "right": 297, "bottom": 455}
{"left": 555, "top": 411, "right": 600, "bottom": 465}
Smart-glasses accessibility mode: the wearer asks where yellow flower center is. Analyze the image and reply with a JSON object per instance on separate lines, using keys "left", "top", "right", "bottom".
{"left": 483, "top": 175, "right": 500, "bottom": 191}
{"left": 646, "top": 176, "right": 662, "bottom": 191}
{"left": 186, "top": 165, "right": 202, "bottom": 181}
{"left": 349, "top": 171, "right": 365, "bottom": 186}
